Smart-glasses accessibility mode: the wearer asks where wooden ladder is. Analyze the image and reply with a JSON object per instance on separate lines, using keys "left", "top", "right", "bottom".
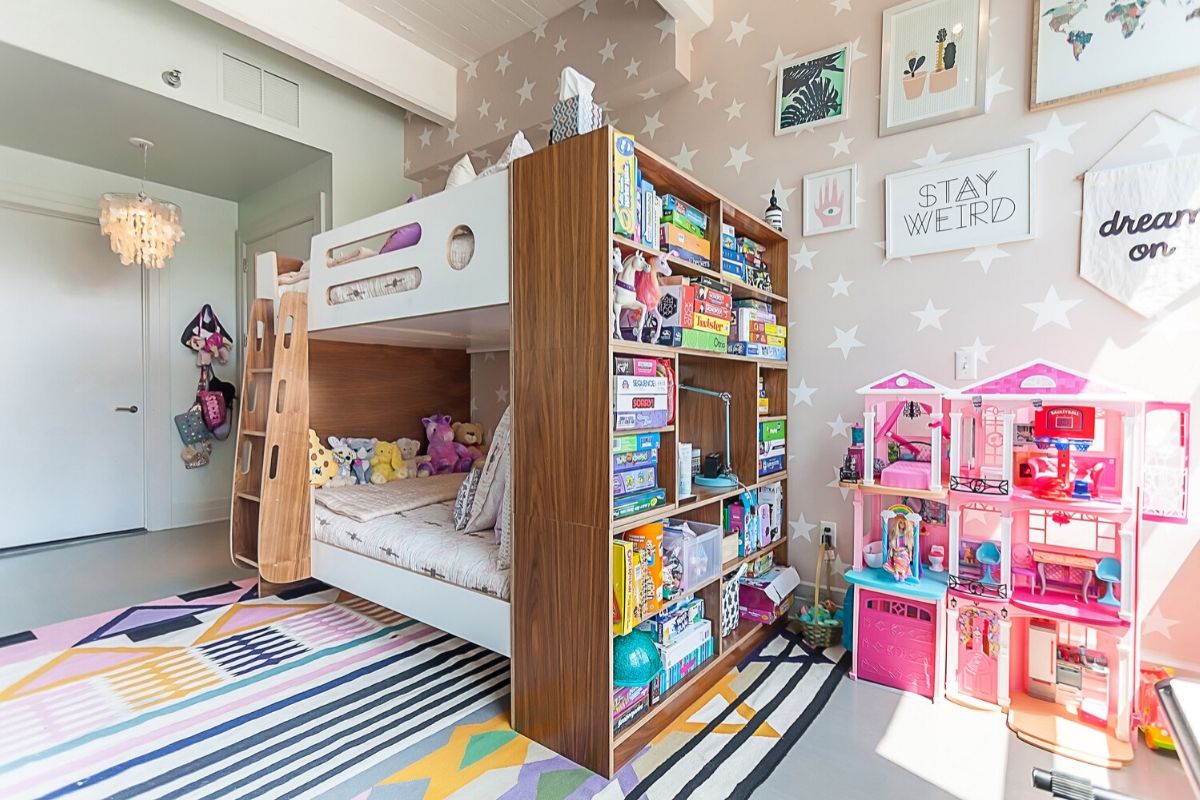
{"left": 230, "top": 291, "right": 312, "bottom": 585}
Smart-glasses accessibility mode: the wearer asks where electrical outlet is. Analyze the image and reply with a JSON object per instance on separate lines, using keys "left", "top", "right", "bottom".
{"left": 820, "top": 520, "right": 837, "bottom": 548}
{"left": 955, "top": 347, "right": 978, "bottom": 381}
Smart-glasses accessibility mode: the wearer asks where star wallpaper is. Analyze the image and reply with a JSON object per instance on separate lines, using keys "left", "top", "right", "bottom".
{"left": 432, "top": 0, "right": 1200, "bottom": 666}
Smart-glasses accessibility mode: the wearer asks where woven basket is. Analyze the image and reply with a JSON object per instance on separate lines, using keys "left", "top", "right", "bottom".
{"left": 798, "top": 618, "right": 842, "bottom": 649}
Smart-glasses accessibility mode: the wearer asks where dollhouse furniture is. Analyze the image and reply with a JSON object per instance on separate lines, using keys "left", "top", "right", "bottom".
{"left": 1095, "top": 558, "right": 1121, "bottom": 607}
{"left": 1033, "top": 550, "right": 1096, "bottom": 601}
{"left": 231, "top": 128, "right": 791, "bottom": 778}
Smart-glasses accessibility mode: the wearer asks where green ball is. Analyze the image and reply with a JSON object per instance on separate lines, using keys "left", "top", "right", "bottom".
{"left": 613, "top": 629, "right": 663, "bottom": 688}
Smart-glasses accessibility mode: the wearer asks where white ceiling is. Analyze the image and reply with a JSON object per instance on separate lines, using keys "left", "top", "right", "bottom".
{"left": 0, "top": 44, "right": 328, "bottom": 201}
{"left": 338, "top": 0, "right": 580, "bottom": 66}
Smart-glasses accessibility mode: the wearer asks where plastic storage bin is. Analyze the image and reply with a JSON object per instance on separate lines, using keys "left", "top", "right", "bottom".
{"left": 663, "top": 520, "right": 722, "bottom": 595}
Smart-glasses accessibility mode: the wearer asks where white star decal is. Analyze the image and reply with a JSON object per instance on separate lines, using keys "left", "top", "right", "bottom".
{"left": 963, "top": 245, "right": 1010, "bottom": 274}
{"left": 464, "top": 60, "right": 479, "bottom": 81}
{"left": 829, "top": 132, "right": 854, "bottom": 157}
{"left": 495, "top": 116, "right": 508, "bottom": 134}
{"left": 418, "top": 127, "right": 432, "bottom": 148}
{"left": 598, "top": 38, "right": 618, "bottom": 63}
{"left": 828, "top": 274, "right": 853, "bottom": 297}
{"left": 827, "top": 475, "right": 851, "bottom": 500}
{"left": 580, "top": 0, "right": 598, "bottom": 20}
{"left": 965, "top": 336, "right": 994, "bottom": 365}
{"left": 1144, "top": 112, "right": 1199, "bottom": 157}
{"left": 496, "top": 51, "right": 511, "bottom": 75}
{"left": 532, "top": 21, "right": 546, "bottom": 41}
{"left": 831, "top": 0, "right": 852, "bottom": 15}
{"left": 874, "top": 241, "right": 911, "bottom": 267}
{"left": 553, "top": 35, "right": 567, "bottom": 55}
{"left": 624, "top": 57, "right": 641, "bottom": 79}
{"left": 638, "top": 87, "right": 660, "bottom": 101}
{"left": 477, "top": 98, "right": 491, "bottom": 118}
{"left": 725, "top": 141, "right": 754, "bottom": 174}
{"left": 694, "top": 76, "right": 717, "bottom": 103}
{"left": 790, "top": 514, "right": 817, "bottom": 542}
{"left": 1023, "top": 286, "right": 1081, "bottom": 331}
{"left": 791, "top": 244, "right": 818, "bottom": 271}
{"left": 445, "top": 125, "right": 460, "bottom": 145}
{"left": 516, "top": 78, "right": 535, "bottom": 105}
{"left": 1026, "top": 112, "right": 1085, "bottom": 160}
{"left": 403, "top": 157, "right": 411, "bottom": 172}
{"left": 470, "top": 396, "right": 479, "bottom": 414}
{"left": 849, "top": 36, "right": 867, "bottom": 63}
{"left": 724, "top": 98, "right": 744, "bottom": 121}
{"left": 1142, "top": 606, "right": 1180, "bottom": 640}
{"left": 655, "top": 15, "right": 675, "bottom": 43}
{"left": 762, "top": 46, "right": 798, "bottom": 84}
{"left": 727, "top": 12, "right": 754, "bottom": 46}
{"left": 828, "top": 325, "right": 864, "bottom": 359}
{"left": 760, "top": 179, "right": 795, "bottom": 212}
{"left": 827, "top": 414, "right": 853, "bottom": 437}
{"left": 913, "top": 145, "right": 949, "bottom": 167}
{"left": 671, "top": 142, "right": 697, "bottom": 171}
{"left": 985, "top": 67, "right": 1013, "bottom": 112}
{"left": 641, "top": 111, "right": 664, "bottom": 139}
{"left": 911, "top": 299, "right": 949, "bottom": 331}
{"left": 791, "top": 379, "right": 818, "bottom": 407}
{"left": 496, "top": 386, "right": 509, "bottom": 404}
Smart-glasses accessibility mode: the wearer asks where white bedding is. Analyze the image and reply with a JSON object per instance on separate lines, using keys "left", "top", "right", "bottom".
{"left": 315, "top": 473, "right": 466, "bottom": 522}
{"left": 312, "top": 500, "right": 510, "bottom": 600}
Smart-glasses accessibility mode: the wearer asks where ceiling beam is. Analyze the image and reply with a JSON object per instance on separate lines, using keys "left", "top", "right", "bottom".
{"left": 656, "top": 0, "right": 714, "bottom": 38}
{"left": 168, "top": 0, "right": 457, "bottom": 125}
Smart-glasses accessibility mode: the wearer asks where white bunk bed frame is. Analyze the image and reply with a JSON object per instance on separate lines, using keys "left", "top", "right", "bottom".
{"left": 252, "top": 172, "right": 513, "bottom": 656}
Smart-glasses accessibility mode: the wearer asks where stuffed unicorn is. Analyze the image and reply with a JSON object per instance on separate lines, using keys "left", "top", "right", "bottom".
{"left": 419, "top": 415, "right": 475, "bottom": 475}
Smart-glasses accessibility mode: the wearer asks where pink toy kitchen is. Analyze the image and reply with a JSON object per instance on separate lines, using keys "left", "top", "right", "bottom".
{"left": 839, "top": 362, "right": 1189, "bottom": 769}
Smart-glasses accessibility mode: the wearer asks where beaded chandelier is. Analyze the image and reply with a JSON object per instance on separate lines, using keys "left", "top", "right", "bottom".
{"left": 99, "top": 138, "right": 184, "bottom": 269}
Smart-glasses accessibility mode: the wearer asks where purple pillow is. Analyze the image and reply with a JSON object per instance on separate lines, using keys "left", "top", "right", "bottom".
{"left": 380, "top": 222, "right": 422, "bottom": 253}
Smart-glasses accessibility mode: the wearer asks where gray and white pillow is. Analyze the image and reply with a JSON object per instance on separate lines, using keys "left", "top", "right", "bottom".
{"left": 460, "top": 407, "right": 511, "bottom": 534}
{"left": 452, "top": 466, "right": 483, "bottom": 530}
{"left": 497, "top": 440, "right": 513, "bottom": 570}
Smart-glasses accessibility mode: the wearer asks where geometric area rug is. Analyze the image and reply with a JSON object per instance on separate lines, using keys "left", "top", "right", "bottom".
{"left": 0, "top": 579, "right": 848, "bottom": 800}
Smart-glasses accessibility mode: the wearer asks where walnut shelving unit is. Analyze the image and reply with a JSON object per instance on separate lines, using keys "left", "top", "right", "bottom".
{"left": 511, "top": 127, "right": 790, "bottom": 777}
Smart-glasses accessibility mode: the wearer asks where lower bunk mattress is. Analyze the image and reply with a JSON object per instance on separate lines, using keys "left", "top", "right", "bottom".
{"left": 313, "top": 499, "right": 511, "bottom": 601}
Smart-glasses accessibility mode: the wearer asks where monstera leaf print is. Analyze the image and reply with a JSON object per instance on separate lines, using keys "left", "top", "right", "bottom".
{"left": 780, "top": 53, "right": 844, "bottom": 97}
{"left": 781, "top": 77, "right": 842, "bottom": 126}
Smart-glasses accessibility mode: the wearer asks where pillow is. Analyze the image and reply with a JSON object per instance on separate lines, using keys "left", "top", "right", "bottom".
{"left": 497, "top": 439, "right": 513, "bottom": 570}
{"left": 478, "top": 131, "right": 533, "bottom": 178}
{"left": 380, "top": 222, "right": 422, "bottom": 254}
{"left": 459, "top": 407, "right": 511, "bottom": 533}
{"left": 445, "top": 154, "right": 477, "bottom": 190}
{"left": 453, "top": 466, "right": 483, "bottom": 530}
{"left": 329, "top": 246, "right": 376, "bottom": 266}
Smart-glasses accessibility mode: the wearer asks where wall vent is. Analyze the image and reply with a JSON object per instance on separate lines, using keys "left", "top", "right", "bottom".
{"left": 222, "top": 53, "right": 300, "bottom": 127}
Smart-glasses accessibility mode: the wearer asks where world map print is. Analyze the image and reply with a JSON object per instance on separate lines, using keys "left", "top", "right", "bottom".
{"left": 1042, "top": 0, "right": 1200, "bottom": 61}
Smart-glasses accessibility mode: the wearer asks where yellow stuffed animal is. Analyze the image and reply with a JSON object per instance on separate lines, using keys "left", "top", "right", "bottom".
{"left": 371, "top": 439, "right": 403, "bottom": 482}
{"left": 308, "top": 429, "right": 338, "bottom": 488}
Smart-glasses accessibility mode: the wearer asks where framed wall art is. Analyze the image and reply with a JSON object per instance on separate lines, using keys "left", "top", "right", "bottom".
{"left": 879, "top": 0, "right": 990, "bottom": 137}
{"left": 802, "top": 164, "right": 858, "bottom": 235}
{"left": 1031, "top": 0, "right": 1200, "bottom": 111}
{"left": 775, "top": 42, "right": 852, "bottom": 136}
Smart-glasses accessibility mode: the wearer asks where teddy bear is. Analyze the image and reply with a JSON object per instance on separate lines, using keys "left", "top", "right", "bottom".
{"left": 394, "top": 437, "right": 430, "bottom": 478}
{"left": 451, "top": 421, "right": 487, "bottom": 466}
{"left": 371, "top": 440, "right": 402, "bottom": 482}
{"left": 419, "top": 414, "right": 475, "bottom": 475}
{"left": 308, "top": 429, "right": 339, "bottom": 488}
{"left": 325, "top": 436, "right": 356, "bottom": 488}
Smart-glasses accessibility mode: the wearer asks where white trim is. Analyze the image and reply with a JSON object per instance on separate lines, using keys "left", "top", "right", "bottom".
{"left": 312, "top": 538, "right": 511, "bottom": 656}
{"left": 863, "top": 410, "right": 876, "bottom": 486}
{"left": 1142, "top": 648, "right": 1200, "bottom": 675}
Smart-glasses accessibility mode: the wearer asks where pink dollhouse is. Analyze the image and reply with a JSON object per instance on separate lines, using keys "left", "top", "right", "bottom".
{"left": 841, "top": 362, "right": 1190, "bottom": 768}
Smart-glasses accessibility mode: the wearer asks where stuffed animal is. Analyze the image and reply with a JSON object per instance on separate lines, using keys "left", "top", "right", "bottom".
{"left": 371, "top": 440, "right": 402, "bottom": 482}
{"left": 325, "top": 437, "right": 356, "bottom": 487}
{"left": 452, "top": 421, "right": 487, "bottom": 465}
{"left": 395, "top": 437, "right": 430, "bottom": 478}
{"left": 343, "top": 437, "right": 378, "bottom": 485}
{"left": 308, "top": 429, "right": 338, "bottom": 488}
{"left": 420, "top": 414, "right": 475, "bottom": 475}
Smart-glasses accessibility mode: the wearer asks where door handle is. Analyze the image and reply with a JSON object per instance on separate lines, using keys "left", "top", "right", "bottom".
{"left": 115, "top": 405, "right": 139, "bottom": 413}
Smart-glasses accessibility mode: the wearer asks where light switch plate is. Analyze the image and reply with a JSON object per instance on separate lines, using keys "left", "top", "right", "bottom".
{"left": 955, "top": 347, "right": 978, "bottom": 381}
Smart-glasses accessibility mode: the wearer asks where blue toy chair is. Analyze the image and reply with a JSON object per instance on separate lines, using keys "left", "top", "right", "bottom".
{"left": 1096, "top": 557, "right": 1121, "bottom": 607}
{"left": 977, "top": 541, "right": 1001, "bottom": 586}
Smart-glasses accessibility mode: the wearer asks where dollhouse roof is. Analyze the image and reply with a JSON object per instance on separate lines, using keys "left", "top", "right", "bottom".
{"left": 857, "top": 370, "right": 947, "bottom": 395}
{"left": 956, "top": 360, "right": 1140, "bottom": 401}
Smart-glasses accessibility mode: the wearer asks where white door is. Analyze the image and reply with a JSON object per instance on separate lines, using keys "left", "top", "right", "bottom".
{"left": 1, "top": 205, "right": 145, "bottom": 547}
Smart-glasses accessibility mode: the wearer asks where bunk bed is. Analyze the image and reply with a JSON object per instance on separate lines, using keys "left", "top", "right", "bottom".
{"left": 231, "top": 171, "right": 513, "bottom": 656}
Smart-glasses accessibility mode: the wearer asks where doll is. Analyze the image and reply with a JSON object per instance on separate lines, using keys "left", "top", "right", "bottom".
{"left": 884, "top": 516, "right": 914, "bottom": 582}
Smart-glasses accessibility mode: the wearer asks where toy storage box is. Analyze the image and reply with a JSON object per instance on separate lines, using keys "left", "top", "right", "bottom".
{"left": 663, "top": 521, "right": 722, "bottom": 593}
{"left": 738, "top": 566, "right": 800, "bottom": 624}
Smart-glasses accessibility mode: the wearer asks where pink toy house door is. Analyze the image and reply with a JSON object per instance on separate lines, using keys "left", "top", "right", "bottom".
{"left": 958, "top": 609, "right": 999, "bottom": 705}
{"left": 857, "top": 590, "right": 938, "bottom": 699}
{"left": 1143, "top": 403, "right": 1190, "bottom": 524}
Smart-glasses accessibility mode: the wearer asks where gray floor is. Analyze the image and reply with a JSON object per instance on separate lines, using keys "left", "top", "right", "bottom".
{"left": 0, "top": 521, "right": 253, "bottom": 636}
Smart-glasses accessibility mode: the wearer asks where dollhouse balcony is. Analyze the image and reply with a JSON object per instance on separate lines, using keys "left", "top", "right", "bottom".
{"left": 1009, "top": 587, "right": 1130, "bottom": 630}
{"left": 948, "top": 574, "right": 1009, "bottom": 601}
{"left": 1008, "top": 488, "right": 1134, "bottom": 519}
{"left": 844, "top": 567, "right": 949, "bottom": 602}
{"left": 950, "top": 474, "right": 1010, "bottom": 496}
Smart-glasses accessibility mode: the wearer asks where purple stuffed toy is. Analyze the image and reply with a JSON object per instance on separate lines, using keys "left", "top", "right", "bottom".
{"left": 420, "top": 414, "right": 476, "bottom": 475}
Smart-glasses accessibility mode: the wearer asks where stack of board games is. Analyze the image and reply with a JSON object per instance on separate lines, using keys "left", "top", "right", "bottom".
{"left": 654, "top": 275, "right": 732, "bottom": 353}
{"left": 659, "top": 194, "right": 710, "bottom": 269}
{"left": 613, "top": 683, "right": 650, "bottom": 733}
{"left": 612, "top": 431, "right": 666, "bottom": 520}
{"left": 613, "top": 355, "right": 674, "bottom": 430}
{"left": 759, "top": 419, "right": 785, "bottom": 476}
{"left": 729, "top": 299, "right": 786, "bottom": 361}
{"left": 636, "top": 598, "right": 713, "bottom": 703}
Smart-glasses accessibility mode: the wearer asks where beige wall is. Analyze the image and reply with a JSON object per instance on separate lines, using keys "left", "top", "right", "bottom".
{"left": 427, "top": 0, "right": 1200, "bottom": 666}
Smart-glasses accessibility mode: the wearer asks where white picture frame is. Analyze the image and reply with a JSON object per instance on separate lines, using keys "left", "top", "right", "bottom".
{"left": 884, "top": 143, "right": 1036, "bottom": 260}
{"left": 879, "top": 0, "right": 990, "bottom": 137}
{"left": 775, "top": 42, "right": 852, "bottom": 136}
{"left": 802, "top": 164, "right": 858, "bottom": 236}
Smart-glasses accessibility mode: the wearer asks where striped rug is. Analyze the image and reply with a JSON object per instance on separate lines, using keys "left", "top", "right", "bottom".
{"left": 0, "top": 580, "right": 847, "bottom": 799}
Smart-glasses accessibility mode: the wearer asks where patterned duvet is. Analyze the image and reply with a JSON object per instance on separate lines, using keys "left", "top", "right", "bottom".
{"left": 312, "top": 500, "right": 511, "bottom": 600}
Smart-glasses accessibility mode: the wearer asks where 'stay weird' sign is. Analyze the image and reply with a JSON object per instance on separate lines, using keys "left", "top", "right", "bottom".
{"left": 885, "top": 144, "right": 1036, "bottom": 259}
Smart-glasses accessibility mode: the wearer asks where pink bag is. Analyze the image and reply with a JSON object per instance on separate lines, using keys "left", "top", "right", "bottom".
{"left": 195, "top": 367, "right": 226, "bottom": 431}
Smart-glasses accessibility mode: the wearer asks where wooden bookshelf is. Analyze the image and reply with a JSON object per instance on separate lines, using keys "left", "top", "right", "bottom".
{"left": 512, "top": 127, "right": 790, "bottom": 778}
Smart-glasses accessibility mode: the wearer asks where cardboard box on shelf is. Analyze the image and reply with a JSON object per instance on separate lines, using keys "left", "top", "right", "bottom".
{"left": 738, "top": 566, "right": 800, "bottom": 624}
